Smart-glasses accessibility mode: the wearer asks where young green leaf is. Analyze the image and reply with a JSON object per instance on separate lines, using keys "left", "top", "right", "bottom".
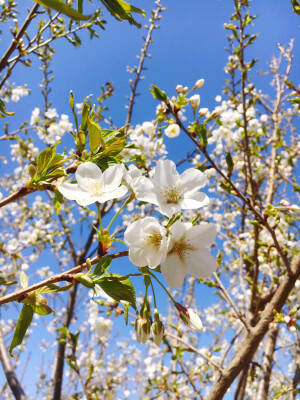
{"left": 19, "top": 271, "right": 28, "bottom": 289}
{"left": 9, "top": 305, "right": 34, "bottom": 356}
{"left": 93, "top": 256, "right": 112, "bottom": 276}
{"left": 88, "top": 117, "right": 103, "bottom": 154}
{"left": 34, "top": 0, "right": 91, "bottom": 21}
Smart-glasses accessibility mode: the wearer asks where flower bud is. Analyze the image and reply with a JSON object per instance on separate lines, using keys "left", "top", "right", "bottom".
{"left": 151, "top": 309, "right": 164, "bottom": 347}
{"left": 190, "top": 94, "right": 200, "bottom": 110}
{"left": 135, "top": 317, "right": 150, "bottom": 344}
{"left": 176, "top": 84, "right": 184, "bottom": 93}
{"left": 175, "top": 303, "right": 203, "bottom": 332}
{"left": 194, "top": 79, "right": 205, "bottom": 89}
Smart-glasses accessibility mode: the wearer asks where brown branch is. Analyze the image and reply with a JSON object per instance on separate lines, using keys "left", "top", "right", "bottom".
{"left": 256, "top": 324, "right": 279, "bottom": 400}
{"left": 0, "top": 3, "right": 39, "bottom": 73}
{"left": 0, "top": 328, "right": 28, "bottom": 400}
{"left": 206, "top": 253, "right": 300, "bottom": 400}
{"left": 125, "top": 0, "right": 164, "bottom": 126}
{"left": 0, "top": 251, "right": 129, "bottom": 306}
{"left": 0, "top": 187, "right": 36, "bottom": 209}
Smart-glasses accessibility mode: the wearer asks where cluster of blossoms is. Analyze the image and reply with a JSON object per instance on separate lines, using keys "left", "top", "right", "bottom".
{"left": 30, "top": 107, "right": 73, "bottom": 145}
{"left": 121, "top": 121, "right": 167, "bottom": 164}
{"left": 0, "top": 84, "right": 30, "bottom": 103}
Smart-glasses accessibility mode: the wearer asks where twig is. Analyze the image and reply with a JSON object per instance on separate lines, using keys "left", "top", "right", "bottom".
{"left": 0, "top": 251, "right": 129, "bottom": 306}
{"left": 125, "top": 0, "right": 164, "bottom": 126}
{"left": 0, "top": 3, "right": 39, "bottom": 72}
{"left": 165, "top": 330, "right": 224, "bottom": 373}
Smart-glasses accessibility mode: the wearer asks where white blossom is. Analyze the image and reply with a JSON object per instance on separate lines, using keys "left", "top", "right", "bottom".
{"left": 124, "top": 217, "right": 168, "bottom": 268}
{"left": 161, "top": 220, "right": 217, "bottom": 288}
{"left": 58, "top": 162, "right": 127, "bottom": 206}
{"left": 165, "top": 123, "right": 180, "bottom": 138}
{"left": 133, "top": 159, "right": 209, "bottom": 218}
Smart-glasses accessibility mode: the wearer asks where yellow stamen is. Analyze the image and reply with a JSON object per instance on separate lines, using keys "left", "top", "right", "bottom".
{"left": 144, "top": 232, "right": 162, "bottom": 249}
{"left": 161, "top": 184, "right": 183, "bottom": 204}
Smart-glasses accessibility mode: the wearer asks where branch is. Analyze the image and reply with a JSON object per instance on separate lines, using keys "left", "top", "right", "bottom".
{"left": 0, "top": 251, "right": 129, "bottom": 306}
{"left": 206, "top": 253, "right": 300, "bottom": 400}
{"left": 256, "top": 324, "right": 279, "bottom": 400}
{"left": 125, "top": 0, "right": 164, "bottom": 126}
{"left": 0, "top": 3, "right": 39, "bottom": 72}
{"left": 0, "top": 328, "right": 28, "bottom": 400}
{"left": 0, "top": 187, "right": 36, "bottom": 209}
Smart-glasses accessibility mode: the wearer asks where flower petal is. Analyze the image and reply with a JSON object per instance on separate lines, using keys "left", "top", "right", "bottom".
{"left": 181, "top": 191, "right": 209, "bottom": 209}
{"left": 97, "top": 185, "right": 128, "bottom": 203}
{"left": 128, "top": 247, "right": 149, "bottom": 267}
{"left": 179, "top": 168, "right": 206, "bottom": 193}
{"left": 76, "top": 162, "right": 102, "bottom": 190}
{"left": 157, "top": 202, "right": 181, "bottom": 218}
{"left": 58, "top": 183, "right": 95, "bottom": 205}
{"left": 161, "top": 254, "right": 187, "bottom": 288}
{"left": 102, "top": 164, "right": 124, "bottom": 192}
{"left": 187, "top": 223, "right": 217, "bottom": 249}
{"left": 187, "top": 249, "right": 217, "bottom": 279}
{"left": 152, "top": 160, "right": 180, "bottom": 188}
{"left": 133, "top": 176, "right": 160, "bottom": 206}
{"left": 168, "top": 220, "right": 190, "bottom": 242}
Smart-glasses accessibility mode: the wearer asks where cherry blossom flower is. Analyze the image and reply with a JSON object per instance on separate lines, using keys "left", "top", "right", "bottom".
{"left": 161, "top": 220, "right": 217, "bottom": 288}
{"left": 124, "top": 217, "right": 168, "bottom": 268}
{"left": 58, "top": 162, "right": 127, "bottom": 206}
{"left": 94, "top": 317, "right": 113, "bottom": 340}
{"left": 165, "top": 123, "right": 180, "bottom": 138}
{"left": 190, "top": 94, "right": 200, "bottom": 110}
{"left": 132, "top": 159, "right": 209, "bottom": 218}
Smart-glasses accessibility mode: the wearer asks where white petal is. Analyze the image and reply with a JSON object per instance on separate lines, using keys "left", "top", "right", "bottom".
{"left": 58, "top": 183, "right": 95, "bottom": 205}
{"left": 187, "top": 308, "right": 203, "bottom": 332}
{"left": 187, "top": 249, "right": 217, "bottom": 279}
{"left": 157, "top": 202, "right": 181, "bottom": 218}
{"left": 128, "top": 247, "right": 149, "bottom": 267}
{"left": 187, "top": 223, "right": 217, "bottom": 249}
{"left": 152, "top": 160, "right": 180, "bottom": 188}
{"left": 168, "top": 220, "right": 190, "bottom": 242}
{"left": 180, "top": 168, "right": 206, "bottom": 193}
{"left": 133, "top": 176, "right": 160, "bottom": 206}
{"left": 161, "top": 254, "right": 187, "bottom": 289}
{"left": 76, "top": 162, "right": 102, "bottom": 189}
{"left": 124, "top": 218, "right": 151, "bottom": 246}
{"left": 97, "top": 185, "right": 128, "bottom": 203}
{"left": 102, "top": 164, "right": 124, "bottom": 192}
{"left": 181, "top": 191, "right": 209, "bottom": 209}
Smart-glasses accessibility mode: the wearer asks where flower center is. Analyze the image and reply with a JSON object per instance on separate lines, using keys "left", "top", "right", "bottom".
{"left": 171, "top": 239, "right": 194, "bottom": 261}
{"left": 144, "top": 232, "right": 162, "bottom": 249}
{"left": 161, "top": 184, "right": 183, "bottom": 204}
{"left": 83, "top": 179, "right": 104, "bottom": 196}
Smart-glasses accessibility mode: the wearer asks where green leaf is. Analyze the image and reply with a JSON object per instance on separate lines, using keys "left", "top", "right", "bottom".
{"left": 23, "top": 294, "right": 53, "bottom": 316}
{"left": 0, "top": 98, "right": 15, "bottom": 118}
{"left": 100, "top": 0, "right": 145, "bottom": 27}
{"left": 88, "top": 117, "right": 103, "bottom": 154}
{"left": 0, "top": 276, "right": 17, "bottom": 287}
{"left": 94, "top": 273, "right": 136, "bottom": 310}
{"left": 52, "top": 189, "right": 64, "bottom": 214}
{"left": 226, "top": 152, "right": 234, "bottom": 175}
{"left": 194, "top": 123, "right": 207, "bottom": 147}
{"left": 19, "top": 271, "right": 28, "bottom": 289}
{"left": 97, "top": 137, "right": 125, "bottom": 159}
{"left": 34, "top": 0, "right": 91, "bottom": 20}
{"left": 121, "top": 301, "right": 130, "bottom": 325}
{"left": 69, "top": 91, "right": 79, "bottom": 131}
{"left": 94, "top": 155, "right": 121, "bottom": 169}
{"left": 35, "top": 283, "right": 74, "bottom": 294}
{"left": 77, "top": 0, "right": 83, "bottom": 14}
{"left": 291, "top": 0, "right": 300, "bottom": 15}
{"left": 36, "top": 148, "right": 53, "bottom": 174}
{"left": 150, "top": 85, "right": 169, "bottom": 103}
{"left": 93, "top": 256, "right": 112, "bottom": 276}
{"left": 9, "top": 305, "right": 34, "bottom": 356}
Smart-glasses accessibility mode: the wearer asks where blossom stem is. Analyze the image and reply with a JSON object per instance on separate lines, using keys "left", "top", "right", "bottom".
{"left": 96, "top": 202, "right": 103, "bottom": 232}
{"left": 149, "top": 277, "right": 157, "bottom": 309}
{"left": 113, "top": 238, "right": 128, "bottom": 246}
{"left": 107, "top": 194, "right": 133, "bottom": 230}
{"left": 148, "top": 271, "right": 176, "bottom": 306}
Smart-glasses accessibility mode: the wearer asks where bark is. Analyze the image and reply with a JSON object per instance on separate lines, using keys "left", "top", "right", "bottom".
{"left": 0, "top": 328, "right": 28, "bottom": 400}
{"left": 256, "top": 324, "right": 279, "bottom": 400}
{"left": 206, "top": 254, "right": 300, "bottom": 400}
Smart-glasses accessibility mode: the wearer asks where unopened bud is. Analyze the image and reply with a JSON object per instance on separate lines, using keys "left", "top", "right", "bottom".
{"left": 175, "top": 303, "right": 203, "bottom": 332}
{"left": 176, "top": 85, "right": 184, "bottom": 93}
{"left": 190, "top": 94, "right": 200, "bottom": 110}
{"left": 135, "top": 317, "right": 150, "bottom": 344}
{"left": 194, "top": 79, "right": 205, "bottom": 89}
{"left": 151, "top": 309, "right": 164, "bottom": 347}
